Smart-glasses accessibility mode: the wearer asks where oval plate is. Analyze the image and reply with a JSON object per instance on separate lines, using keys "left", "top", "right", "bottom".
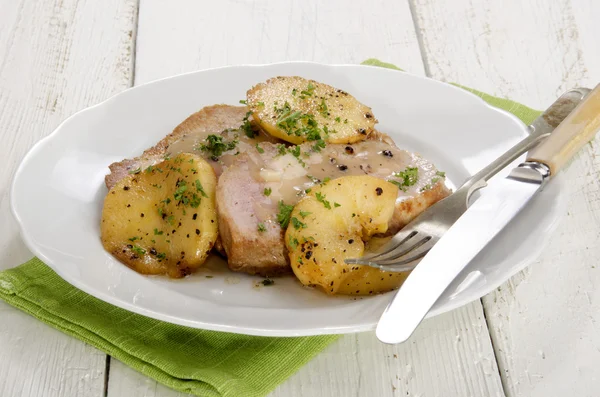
{"left": 11, "top": 63, "right": 566, "bottom": 336}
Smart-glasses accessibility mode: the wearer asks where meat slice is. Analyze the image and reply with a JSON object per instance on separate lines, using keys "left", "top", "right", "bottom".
{"left": 105, "top": 105, "right": 278, "bottom": 189}
{"left": 216, "top": 140, "right": 451, "bottom": 276}
{"left": 217, "top": 156, "right": 290, "bottom": 276}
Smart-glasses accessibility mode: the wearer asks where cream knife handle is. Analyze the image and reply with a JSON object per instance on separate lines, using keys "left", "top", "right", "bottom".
{"left": 527, "top": 84, "right": 600, "bottom": 174}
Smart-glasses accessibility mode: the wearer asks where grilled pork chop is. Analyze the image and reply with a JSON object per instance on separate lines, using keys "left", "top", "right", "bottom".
{"left": 106, "top": 105, "right": 450, "bottom": 277}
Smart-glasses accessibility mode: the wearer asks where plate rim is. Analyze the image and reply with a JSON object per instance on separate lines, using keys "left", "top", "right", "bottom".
{"left": 10, "top": 62, "right": 556, "bottom": 336}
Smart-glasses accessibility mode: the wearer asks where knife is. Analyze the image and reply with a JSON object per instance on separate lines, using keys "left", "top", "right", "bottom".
{"left": 376, "top": 84, "right": 600, "bottom": 344}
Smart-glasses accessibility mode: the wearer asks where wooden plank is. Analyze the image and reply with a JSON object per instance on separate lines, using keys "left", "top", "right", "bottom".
{"left": 411, "top": 0, "right": 597, "bottom": 108}
{"left": 107, "top": 0, "right": 505, "bottom": 396}
{"left": 411, "top": 0, "right": 600, "bottom": 395}
{"left": 272, "top": 303, "right": 503, "bottom": 397}
{"left": 0, "top": 0, "right": 138, "bottom": 396}
{"left": 133, "top": 0, "right": 426, "bottom": 84}
{"left": 0, "top": 302, "right": 107, "bottom": 397}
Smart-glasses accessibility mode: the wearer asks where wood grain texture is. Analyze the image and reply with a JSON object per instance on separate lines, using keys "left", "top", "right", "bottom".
{"left": 411, "top": 0, "right": 600, "bottom": 395}
{"left": 484, "top": 139, "right": 600, "bottom": 397}
{"left": 105, "top": 1, "right": 505, "bottom": 396}
{"left": 272, "top": 303, "right": 503, "bottom": 397}
{"left": 0, "top": 303, "right": 107, "bottom": 397}
{"left": 133, "top": 0, "right": 426, "bottom": 85}
{"left": 0, "top": 0, "right": 137, "bottom": 396}
{"left": 411, "top": 0, "right": 597, "bottom": 108}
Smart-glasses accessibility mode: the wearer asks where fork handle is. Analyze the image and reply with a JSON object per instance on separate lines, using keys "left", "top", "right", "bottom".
{"left": 527, "top": 84, "right": 600, "bottom": 175}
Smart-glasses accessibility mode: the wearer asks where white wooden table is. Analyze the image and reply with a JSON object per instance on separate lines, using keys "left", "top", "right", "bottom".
{"left": 1, "top": 1, "right": 599, "bottom": 396}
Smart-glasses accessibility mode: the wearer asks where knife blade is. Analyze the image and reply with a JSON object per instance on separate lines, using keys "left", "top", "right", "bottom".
{"left": 376, "top": 84, "right": 600, "bottom": 344}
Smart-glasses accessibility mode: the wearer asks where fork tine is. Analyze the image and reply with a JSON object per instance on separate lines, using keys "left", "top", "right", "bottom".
{"left": 348, "top": 254, "right": 425, "bottom": 272}
{"left": 344, "top": 237, "right": 438, "bottom": 272}
{"left": 372, "top": 234, "right": 431, "bottom": 262}
{"left": 360, "top": 229, "right": 418, "bottom": 261}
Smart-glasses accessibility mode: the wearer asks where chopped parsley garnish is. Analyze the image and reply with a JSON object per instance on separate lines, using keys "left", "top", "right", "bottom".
{"left": 436, "top": 171, "right": 446, "bottom": 178}
{"left": 291, "top": 88, "right": 297, "bottom": 96}
{"left": 128, "top": 236, "right": 139, "bottom": 242}
{"left": 198, "top": 134, "right": 238, "bottom": 158}
{"left": 276, "top": 201, "right": 294, "bottom": 228}
{"left": 277, "top": 110, "right": 303, "bottom": 133}
{"left": 158, "top": 207, "right": 165, "bottom": 217}
{"left": 166, "top": 215, "right": 175, "bottom": 225}
{"left": 318, "top": 98, "right": 328, "bottom": 117}
{"left": 299, "top": 210, "right": 312, "bottom": 218}
{"left": 257, "top": 101, "right": 265, "bottom": 106}
{"left": 431, "top": 177, "right": 440, "bottom": 184}
{"left": 312, "top": 139, "right": 326, "bottom": 152}
{"left": 277, "top": 144, "right": 287, "bottom": 156}
{"left": 257, "top": 223, "right": 267, "bottom": 232}
{"left": 161, "top": 198, "right": 171, "bottom": 205}
{"left": 289, "top": 236, "right": 299, "bottom": 250}
{"left": 131, "top": 245, "right": 146, "bottom": 256}
{"left": 305, "top": 188, "right": 312, "bottom": 193}
{"left": 144, "top": 165, "right": 154, "bottom": 173}
{"left": 188, "top": 159, "right": 194, "bottom": 164}
{"left": 261, "top": 278, "right": 275, "bottom": 286}
{"left": 315, "top": 192, "right": 332, "bottom": 209}
{"left": 274, "top": 101, "right": 292, "bottom": 116}
{"left": 255, "top": 143, "right": 265, "bottom": 154}
{"left": 174, "top": 180, "right": 187, "bottom": 201}
{"left": 343, "top": 119, "right": 348, "bottom": 124}
{"left": 195, "top": 180, "right": 208, "bottom": 198}
{"left": 154, "top": 228, "right": 163, "bottom": 235}
{"left": 156, "top": 252, "right": 166, "bottom": 260}
{"left": 239, "top": 99, "right": 247, "bottom": 104}
{"left": 390, "top": 167, "right": 419, "bottom": 191}
{"left": 335, "top": 117, "right": 341, "bottom": 123}
{"left": 189, "top": 193, "right": 201, "bottom": 208}
{"left": 334, "top": 202, "right": 341, "bottom": 208}
{"left": 420, "top": 184, "right": 432, "bottom": 192}
{"left": 264, "top": 187, "right": 272, "bottom": 196}
{"left": 272, "top": 101, "right": 325, "bottom": 149}
{"left": 241, "top": 111, "right": 257, "bottom": 138}
{"left": 289, "top": 145, "right": 301, "bottom": 158}
{"left": 291, "top": 217, "right": 307, "bottom": 230}
{"left": 128, "top": 167, "right": 141, "bottom": 174}
{"left": 299, "top": 82, "right": 315, "bottom": 99}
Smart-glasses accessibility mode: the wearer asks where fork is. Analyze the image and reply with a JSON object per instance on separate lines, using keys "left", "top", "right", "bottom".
{"left": 345, "top": 88, "right": 590, "bottom": 271}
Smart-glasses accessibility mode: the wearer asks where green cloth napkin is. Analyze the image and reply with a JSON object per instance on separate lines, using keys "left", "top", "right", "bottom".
{"left": 0, "top": 60, "right": 543, "bottom": 397}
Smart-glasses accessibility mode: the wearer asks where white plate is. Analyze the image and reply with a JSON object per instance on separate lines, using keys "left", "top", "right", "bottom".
{"left": 11, "top": 63, "right": 567, "bottom": 336}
